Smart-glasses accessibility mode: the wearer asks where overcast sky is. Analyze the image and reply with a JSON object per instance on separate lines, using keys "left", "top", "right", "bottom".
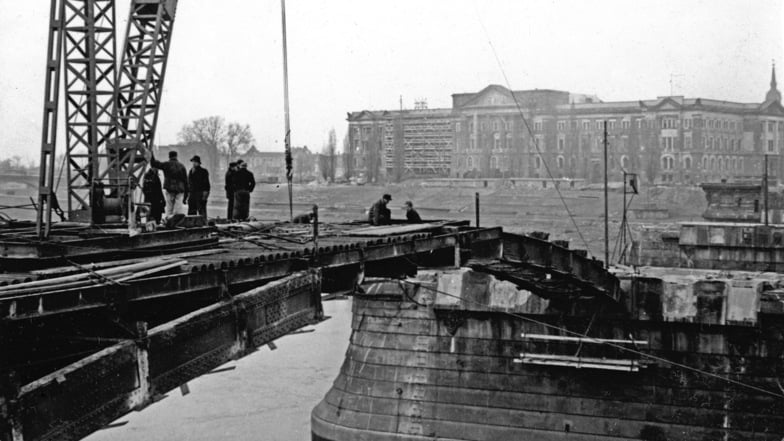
{"left": 1, "top": 0, "right": 782, "bottom": 164}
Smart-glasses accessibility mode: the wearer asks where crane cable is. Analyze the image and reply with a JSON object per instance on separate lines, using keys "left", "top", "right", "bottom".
{"left": 473, "top": 7, "right": 592, "bottom": 255}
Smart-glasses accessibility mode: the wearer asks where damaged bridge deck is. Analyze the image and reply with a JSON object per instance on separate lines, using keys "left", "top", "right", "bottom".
{"left": 0, "top": 220, "right": 619, "bottom": 441}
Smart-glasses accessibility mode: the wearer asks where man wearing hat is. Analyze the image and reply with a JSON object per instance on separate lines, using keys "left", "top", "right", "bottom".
{"left": 186, "top": 155, "right": 211, "bottom": 218}
{"left": 224, "top": 161, "right": 238, "bottom": 220}
{"left": 231, "top": 160, "right": 256, "bottom": 221}
{"left": 146, "top": 150, "right": 188, "bottom": 219}
{"left": 368, "top": 193, "right": 392, "bottom": 226}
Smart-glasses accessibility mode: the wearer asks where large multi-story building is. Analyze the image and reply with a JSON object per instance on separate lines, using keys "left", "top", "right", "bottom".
{"left": 346, "top": 107, "right": 454, "bottom": 182}
{"left": 347, "top": 65, "right": 784, "bottom": 184}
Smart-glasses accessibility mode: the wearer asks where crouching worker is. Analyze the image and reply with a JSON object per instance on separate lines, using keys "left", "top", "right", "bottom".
{"left": 368, "top": 193, "right": 392, "bottom": 226}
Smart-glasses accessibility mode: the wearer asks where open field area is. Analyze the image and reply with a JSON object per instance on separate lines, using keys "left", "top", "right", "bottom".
{"left": 1, "top": 180, "right": 708, "bottom": 263}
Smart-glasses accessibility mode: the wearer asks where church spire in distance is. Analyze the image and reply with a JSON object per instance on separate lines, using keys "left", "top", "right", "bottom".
{"left": 765, "top": 60, "right": 781, "bottom": 103}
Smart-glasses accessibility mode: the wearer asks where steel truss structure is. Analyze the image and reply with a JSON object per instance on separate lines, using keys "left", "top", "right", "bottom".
{"left": 36, "top": 0, "right": 177, "bottom": 236}
{"left": 110, "top": 0, "right": 177, "bottom": 207}
{"left": 62, "top": 0, "right": 118, "bottom": 222}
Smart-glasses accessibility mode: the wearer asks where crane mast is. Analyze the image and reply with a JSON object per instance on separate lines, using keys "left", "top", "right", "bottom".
{"left": 36, "top": 0, "right": 178, "bottom": 238}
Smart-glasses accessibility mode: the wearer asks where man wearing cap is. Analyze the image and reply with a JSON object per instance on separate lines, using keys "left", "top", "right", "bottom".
{"left": 186, "top": 155, "right": 210, "bottom": 218}
{"left": 146, "top": 150, "right": 187, "bottom": 219}
{"left": 231, "top": 160, "right": 256, "bottom": 221}
{"left": 224, "top": 161, "right": 237, "bottom": 220}
{"left": 368, "top": 193, "right": 392, "bottom": 226}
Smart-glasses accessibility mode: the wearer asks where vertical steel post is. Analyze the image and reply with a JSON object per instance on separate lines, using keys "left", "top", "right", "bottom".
{"left": 36, "top": 0, "right": 66, "bottom": 238}
{"left": 475, "top": 192, "right": 480, "bottom": 228}
{"left": 312, "top": 204, "right": 319, "bottom": 263}
{"left": 604, "top": 120, "right": 609, "bottom": 268}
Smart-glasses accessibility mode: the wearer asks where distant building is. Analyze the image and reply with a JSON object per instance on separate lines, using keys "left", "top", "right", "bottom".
{"left": 239, "top": 145, "right": 317, "bottom": 183}
{"left": 346, "top": 108, "right": 453, "bottom": 182}
{"left": 156, "top": 142, "right": 219, "bottom": 177}
{"left": 347, "top": 64, "right": 784, "bottom": 185}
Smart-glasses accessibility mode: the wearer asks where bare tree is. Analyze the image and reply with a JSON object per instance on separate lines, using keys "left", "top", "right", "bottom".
{"left": 343, "top": 132, "right": 352, "bottom": 179}
{"left": 320, "top": 128, "right": 337, "bottom": 182}
{"left": 225, "top": 123, "right": 254, "bottom": 159}
{"left": 178, "top": 115, "right": 226, "bottom": 149}
{"left": 178, "top": 116, "right": 255, "bottom": 167}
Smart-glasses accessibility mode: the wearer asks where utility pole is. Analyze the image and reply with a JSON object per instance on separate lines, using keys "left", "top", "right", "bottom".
{"left": 603, "top": 120, "right": 609, "bottom": 268}
{"left": 621, "top": 171, "right": 628, "bottom": 264}
{"left": 764, "top": 154, "right": 769, "bottom": 226}
{"left": 281, "top": 0, "right": 293, "bottom": 221}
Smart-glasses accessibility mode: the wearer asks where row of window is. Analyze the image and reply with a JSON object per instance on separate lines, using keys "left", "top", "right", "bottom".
{"left": 354, "top": 118, "right": 783, "bottom": 139}
{"left": 456, "top": 134, "right": 759, "bottom": 154}
{"left": 456, "top": 154, "right": 634, "bottom": 172}
{"left": 453, "top": 117, "right": 784, "bottom": 135}
{"left": 659, "top": 154, "right": 746, "bottom": 171}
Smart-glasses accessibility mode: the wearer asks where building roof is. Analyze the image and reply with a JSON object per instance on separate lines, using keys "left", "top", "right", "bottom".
{"left": 348, "top": 68, "right": 783, "bottom": 119}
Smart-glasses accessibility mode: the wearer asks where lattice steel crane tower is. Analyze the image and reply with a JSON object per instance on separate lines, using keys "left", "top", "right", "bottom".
{"left": 36, "top": 0, "right": 178, "bottom": 238}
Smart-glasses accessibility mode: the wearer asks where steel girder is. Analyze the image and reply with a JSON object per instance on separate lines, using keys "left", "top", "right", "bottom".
{"left": 36, "top": 0, "right": 67, "bottom": 238}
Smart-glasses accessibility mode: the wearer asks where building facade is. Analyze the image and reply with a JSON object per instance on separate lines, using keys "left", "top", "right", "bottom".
{"left": 347, "top": 66, "right": 784, "bottom": 184}
{"left": 239, "top": 146, "right": 318, "bottom": 183}
{"left": 346, "top": 108, "right": 454, "bottom": 182}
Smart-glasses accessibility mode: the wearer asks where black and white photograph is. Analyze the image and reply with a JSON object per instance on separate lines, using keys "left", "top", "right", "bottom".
{"left": 1, "top": 1, "right": 783, "bottom": 440}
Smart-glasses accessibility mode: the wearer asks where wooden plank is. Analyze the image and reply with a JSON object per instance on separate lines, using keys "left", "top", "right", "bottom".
{"left": 346, "top": 222, "right": 446, "bottom": 237}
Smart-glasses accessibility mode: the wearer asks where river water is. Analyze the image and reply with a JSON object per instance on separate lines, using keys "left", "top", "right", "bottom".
{"left": 85, "top": 298, "right": 352, "bottom": 441}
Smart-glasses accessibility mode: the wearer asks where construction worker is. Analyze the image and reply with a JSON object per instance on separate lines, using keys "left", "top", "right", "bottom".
{"left": 368, "top": 193, "right": 392, "bottom": 225}
{"left": 141, "top": 168, "right": 165, "bottom": 223}
{"left": 224, "top": 161, "right": 237, "bottom": 220}
{"left": 146, "top": 150, "right": 187, "bottom": 219}
{"left": 186, "top": 155, "right": 210, "bottom": 219}
{"left": 232, "top": 160, "right": 256, "bottom": 221}
{"left": 404, "top": 200, "right": 422, "bottom": 223}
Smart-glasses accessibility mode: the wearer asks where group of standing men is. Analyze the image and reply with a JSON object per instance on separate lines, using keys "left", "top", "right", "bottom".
{"left": 224, "top": 160, "right": 256, "bottom": 220}
{"left": 142, "top": 150, "right": 255, "bottom": 223}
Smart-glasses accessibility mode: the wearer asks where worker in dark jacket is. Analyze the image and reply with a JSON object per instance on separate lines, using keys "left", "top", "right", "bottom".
{"left": 368, "top": 194, "right": 392, "bottom": 226}
{"left": 404, "top": 200, "right": 422, "bottom": 223}
{"left": 186, "top": 155, "right": 210, "bottom": 218}
{"left": 141, "top": 168, "right": 165, "bottom": 223}
{"left": 231, "top": 160, "right": 256, "bottom": 221}
{"left": 224, "top": 161, "right": 237, "bottom": 220}
{"left": 146, "top": 150, "right": 187, "bottom": 219}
